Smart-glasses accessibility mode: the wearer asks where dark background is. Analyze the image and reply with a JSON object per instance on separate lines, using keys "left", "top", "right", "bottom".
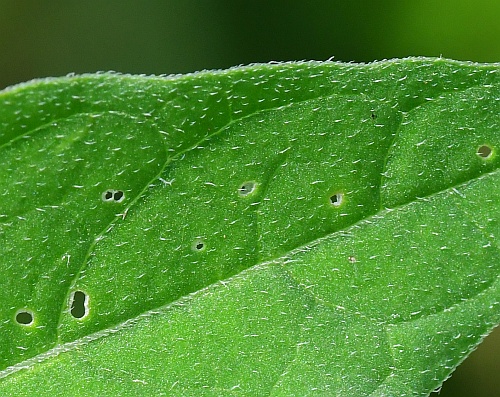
{"left": 1, "top": 1, "right": 498, "bottom": 395}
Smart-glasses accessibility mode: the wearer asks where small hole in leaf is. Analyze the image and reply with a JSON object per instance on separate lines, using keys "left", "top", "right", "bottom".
{"left": 15, "top": 310, "right": 34, "bottom": 326}
{"left": 348, "top": 256, "right": 357, "bottom": 263}
{"left": 192, "top": 239, "right": 206, "bottom": 252}
{"left": 238, "top": 181, "right": 257, "bottom": 197}
{"left": 113, "top": 190, "right": 124, "bottom": 202}
{"left": 477, "top": 145, "right": 493, "bottom": 159}
{"left": 102, "top": 189, "right": 125, "bottom": 203}
{"left": 102, "top": 190, "right": 113, "bottom": 201}
{"left": 330, "top": 193, "right": 343, "bottom": 207}
{"left": 70, "top": 291, "right": 88, "bottom": 319}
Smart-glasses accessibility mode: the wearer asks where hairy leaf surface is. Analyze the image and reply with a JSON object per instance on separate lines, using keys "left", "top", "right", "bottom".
{"left": 0, "top": 58, "right": 499, "bottom": 396}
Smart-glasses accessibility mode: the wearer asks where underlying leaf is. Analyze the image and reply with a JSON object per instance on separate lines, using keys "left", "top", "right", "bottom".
{"left": 0, "top": 58, "right": 498, "bottom": 396}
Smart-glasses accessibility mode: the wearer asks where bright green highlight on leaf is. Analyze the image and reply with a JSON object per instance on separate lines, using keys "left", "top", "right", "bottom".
{"left": 0, "top": 58, "right": 498, "bottom": 396}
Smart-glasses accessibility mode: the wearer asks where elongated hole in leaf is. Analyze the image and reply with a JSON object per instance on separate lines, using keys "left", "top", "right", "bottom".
{"left": 15, "top": 310, "right": 34, "bottom": 326}
{"left": 238, "top": 181, "right": 257, "bottom": 197}
{"left": 477, "top": 145, "right": 493, "bottom": 159}
{"left": 330, "top": 193, "right": 343, "bottom": 207}
{"left": 70, "top": 291, "right": 88, "bottom": 319}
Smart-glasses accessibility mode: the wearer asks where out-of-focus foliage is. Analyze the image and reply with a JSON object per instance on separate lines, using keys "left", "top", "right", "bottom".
{"left": 1, "top": 0, "right": 500, "bottom": 90}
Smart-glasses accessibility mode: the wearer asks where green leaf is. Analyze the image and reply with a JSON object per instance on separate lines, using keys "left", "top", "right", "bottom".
{"left": 0, "top": 58, "right": 498, "bottom": 396}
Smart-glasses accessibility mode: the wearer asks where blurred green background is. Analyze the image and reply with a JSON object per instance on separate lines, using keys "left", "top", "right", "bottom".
{"left": 0, "top": 1, "right": 498, "bottom": 395}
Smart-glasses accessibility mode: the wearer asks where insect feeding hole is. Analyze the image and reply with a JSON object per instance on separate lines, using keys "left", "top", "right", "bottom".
{"left": 238, "top": 181, "right": 257, "bottom": 197}
{"left": 192, "top": 238, "right": 206, "bottom": 252}
{"left": 330, "top": 193, "right": 343, "bottom": 207}
{"left": 70, "top": 290, "right": 89, "bottom": 319}
{"left": 15, "top": 310, "right": 34, "bottom": 326}
{"left": 102, "top": 189, "right": 125, "bottom": 203}
{"left": 477, "top": 144, "right": 493, "bottom": 159}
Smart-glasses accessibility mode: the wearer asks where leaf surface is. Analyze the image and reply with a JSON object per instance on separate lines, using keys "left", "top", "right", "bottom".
{"left": 0, "top": 58, "right": 499, "bottom": 396}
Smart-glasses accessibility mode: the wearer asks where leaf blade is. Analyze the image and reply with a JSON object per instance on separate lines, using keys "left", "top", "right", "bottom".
{"left": 0, "top": 58, "right": 499, "bottom": 396}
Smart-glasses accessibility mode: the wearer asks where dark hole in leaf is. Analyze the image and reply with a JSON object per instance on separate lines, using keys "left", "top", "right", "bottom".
{"left": 15, "top": 310, "right": 33, "bottom": 325}
{"left": 330, "top": 193, "right": 343, "bottom": 207}
{"left": 70, "top": 291, "right": 87, "bottom": 319}
{"left": 371, "top": 111, "right": 377, "bottom": 119}
{"left": 113, "top": 190, "right": 124, "bottom": 202}
{"left": 238, "top": 181, "right": 256, "bottom": 197}
{"left": 477, "top": 145, "right": 492, "bottom": 159}
{"left": 192, "top": 238, "right": 206, "bottom": 251}
{"left": 102, "top": 189, "right": 125, "bottom": 203}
